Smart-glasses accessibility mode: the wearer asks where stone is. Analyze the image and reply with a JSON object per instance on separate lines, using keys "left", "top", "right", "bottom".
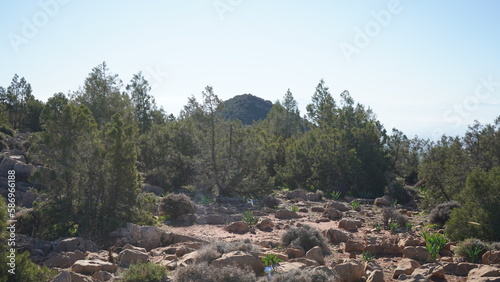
{"left": 43, "top": 250, "right": 86, "bottom": 268}
{"left": 285, "top": 189, "right": 308, "bottom": 200}
{"left": 483, "top": 251, "right": 500, "bottom": 265}
{"left": 52, "top": 270, "right": 72, "bottom": 282}
{"left": 306, "top": 192, "right": 322, "bottom": 201}
{"left": 396, "top": 274, "right": 428, "bottom": 281}
{"left": 468, "top": 265, "right": 500, "bottom": 279}
{"left": 323, "top": 207, "right": 343, "bottom": 220}
{"left": 393, "top": 258, "right": 421, "bottom": 279}
{"left": 374, "top": 196, "right": 391, "bottom": 206}
{"left": 275, "top": 209, "right": 300, "bottom": 219}
{"left": 52, "top": 237, "right": 100, "bottom": 253}
{"left": 0, "top": 156, "right": 18, "bottom": 177}
{"left": 71, "top": 260, "right": 117, "bottom": 275}
{"left": 312, "top": 206, "right": 325, "bottom": 212}
{"left": 345, "top": 240, "right": 365, "bottom": 253}
{"left": 288, "top": 257, "right": 319, "bottom": 267}
{"left": 364, "top": 234, "right": 402, "bottom": 255}
{"left": 211, "top": 251, "right": 265, "bottom": 274}
{"left": 333, "top": 259, "right": 364, "bottom": 282}
{"left": 455, "top": 262, "right": 479, "bottom": 276}
{"left": 256, "top": 218, "right": 273, "bottom": 231}
{"left": 13, "top": 162, "right": 34, "bottom": 181}
{"left": 122, "top": 243, "right": 147, "bottom": 253}
{"left": 306, "top": 246, "right": 325, "bottom": 265}
{"left": 398, "top": 235, "right": 425, "bottom": 248}
{"left": 225, "top": 221, "right": 249, "bottom": 234}
{"left": 326, "top": 201, "right": 350, "bottom": 211}
{"left": 142, "top": 184, "right": 165, "bottom": 196}
{"left": 118, "top": 249, "right": 149, "bottom": 267}
{"left": 139, "top": 226, "right": 165, "bottom": 250}
{"left": 92, "top": 270, "right": 113, "bottom": 281}
{"left": 402, "top": 246, "right": 431, "bottom": 262}
{"left": 367, "top": 270, "right": 385, "bottom": 282}
{"left": 339, "top": 219, "right": 358, "bottom": 232}
{"left": 69, "top": 272, "right": 93, "bottom": 282}
{"left": 323, "top": 228, "right": 352, "bottom": 244}
{"left": 286, "top": 246, "right": 306, "bottom": 258}
{"left": 278, "top": 261, "right": 308, "bottom": 272}
{"left": 195, "top": 214, "right": 227, "bottom": 225}
{"left": 412, "top": 263, "right": 445, "bottom": 280}
{"left": 176, "top": 214, "right": 197, "bottom": 225}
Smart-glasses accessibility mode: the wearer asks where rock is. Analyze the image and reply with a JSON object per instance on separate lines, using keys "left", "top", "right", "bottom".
{"left": 483, "top": 251, "right": 500, "bottom": 265}
{"left": 398, "top": 235, "right": 425, "bottom": 248}
{"left": 139, "top": 226, "right": 164, "bottom": 250}
{"left": 69, "top": 272, "right": 93, "bottom": 282}
{"left": 468, "top": 265, "right": 500, "bottom": 279}
{"left": 323, "top": 228, "right": 352, "bottom": 244}
{"left": 225, "top": 221, "right": 249, "bottom": 234}
{"left": 374, "top": 196, "right": 391, "bottom": 206}
{"left": 396, "top": 273, "right": 428, "bottom": 281}
{"left": 256, "top": 218, "right": 273, "bottom": 231}
{"left": 19, "top": 188, "right": 37, "bottom": 208}
{"left": 92, "top": 270, "right": 113, "bottom": 281}
{"left": 288, "top": 257, "right": 319, "bottom": 267}
{"left": 142, "top": 184, "right": 165, "bottom": 196}
{"left": 455, "top": 262, "right": 479, "bottom": 276}
{"left": 195, "top": 214, "right": 227, "bottom": 225}
{"left": 13, "top": 162, "right": 34, "bottom": 181}
{"left": 0, "top": 156, "right": 18, "bottom": 177}
{"left": 177, "top": 251, "right": 199, "bottom": 266}
{"left": 275, "top": 209, "right": 300, "bottom": 219}
{"left": 326, "top": 201, "right": 350, "bottom": 212}
{"left": 176, "top": 214, "right": 197, "bottom": 225}
{"left": 43, "top": 250, "right": 86, "bottom": 268}
{"left": 339, "top": 219, "right": 358, "bottom": 232}
{"left": 345, "top": 240, "right": 364, "bottom": 252}
{"left": 298, "top": 207, "right": 308, "bottom": 212}
{"left": 367, "top": 270, "right": 385, "bottom": 282}
{"left": 71, "top": 260, "right": 117, "bottom": 275}
{"left": 393, "top": 259, "right": 421, "bottom": 279}
{"left": 118, "top": 249, "right": 149, "bottom": 267}
{"left": 278, "top": 261, "right": 308, "bottom": 272}
{"left": 312, "top": 206, "right": 325, "bottom": 212}
{"left": 412, "top": 263, "right": 445, "bottom": 280}
{"left": 52, "top": 237, "right": 100, "bottom": 253}
{"left": 402, "top": 246, "right": 431, "bottom": 262}
{"left": 211, "top": 251, "right": 265, "bottom": 274}
{"left": 286, "top": 246, "right": 306, "bottom": 258}
{"left": 122, "top": 243, "right": 147, "bottom": 253}
{"left": 306, "top": 191, "right": 322, "bottom": 201}
{"left": 323, "top": 207, "right": 343, "bottom": 220}
{"left": 52, "top": 270, "right": 72, "bottom": 282}
{"left": 333, "top": 259, "right": 364, "bottom": 282}
{"left": 364, "top": 234, "right": 402, "bottom": 255}
{"left": 306, "top": 246, "right": 325, "bottom": 265}
{"left": 285, "top": 189, "right": 308, "bottom": 200}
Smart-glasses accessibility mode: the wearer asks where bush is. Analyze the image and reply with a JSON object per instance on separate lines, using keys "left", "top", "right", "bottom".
{"left": 242, "top": 211, "right": 258, "bottom": 225}
{"left": 122, "top": 262, "right": 169, "bottom": 282}
{"left": 195, "top": 240, "right": 256, "bottom": 264}
{"left": 384, "top": 178, "right": 413, "bottom": 205}
{"left": 174, "top": 262, "right": 256, "bottom": 282}
{"left": 429, "top": 200, "right": 461, "bottom": 226}
{"left": 420, "top": 231, "right": 447, "bottom": 262}
{"left": 258, "top": 268, "right": 330, "bottom": 282}
{"left": 382, "top": 208, "right": 408, "bottom": 230}
{"left": 282, "top": 225, "right": 329, "bottom": 254}
{"left": 455, "top": 238, "right": 490, "bottom": 263}
{"left": 262, "top": 195, "right": 280, "bottom": 208}
{"left": 158, "top": 193, "right": 196, "bottom": 219}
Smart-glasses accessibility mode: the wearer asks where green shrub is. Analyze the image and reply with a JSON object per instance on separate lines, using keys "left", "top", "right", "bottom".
{"left": 158, "top": 193, "right": 196, "bottom": 219}
{"left": 330, "top": 191, "right": 341, "bottom": 200}
{"left": 282, "top": 225, "right": 329, "bottom": 254}
{"left": 290, "top": 205, "right": 299, "bottom": 213}
{"left": 261, "top": 254, "right": 282, "bottom": 270}
{"left": 429, "top": 200, "right": 461, "bottom": 226}
{"left": 389, "top": 222, "right": 400, "bottom": 232}
{"left": 259, "top": 268, "right": 329, "bottom": 282}
{"left": 174, "top": 262, "right": 256, "bottom": 282}
{"left": 420, "top": 231, "right": 447, "bottom": 262}
{"left": 122, "top": 262, "right": 168, "bottom": 282}
{"left": 242, "top": 211, "right": 258, "bottom": 225}
{"left": 350, "top": 200, "right": 361, "bottom": 210}
{"left": 405, "top": 222, "right": 413, "bottom": 232}
{"left": 362, "top": 251, "right": 375, "bottom": 261}
{"left": 455, "top": 238, "right": 490, "bottom": 263}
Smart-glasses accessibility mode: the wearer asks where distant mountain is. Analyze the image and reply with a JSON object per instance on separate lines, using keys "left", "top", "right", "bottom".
{"left": 220, "top": 94, "right": 273, "bottom": 125}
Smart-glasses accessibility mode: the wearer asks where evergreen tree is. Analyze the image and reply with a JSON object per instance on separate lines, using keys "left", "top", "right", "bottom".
{"left": 126, "top": 72, "right": 157, "bottom": 133}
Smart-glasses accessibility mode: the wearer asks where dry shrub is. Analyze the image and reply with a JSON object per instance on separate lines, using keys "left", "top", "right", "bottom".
{"left": 158, "top": 193, "right": 196, "bottom": 219}
{"left": 382, "top": 208, "right": 408, "bottom": 229}
{"left": 429, "top": 200, "right": 461, "bottom": 226}
{"left": 282, "top": 225, "right": 329, "bottom": 255}
{"left": 174, "top": 262, "right": 256, "bottom": 282}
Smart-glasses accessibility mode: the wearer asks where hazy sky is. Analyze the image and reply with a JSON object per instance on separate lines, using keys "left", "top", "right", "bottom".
{"left": 2, "top": 0, "right": 500, "bottom": 139}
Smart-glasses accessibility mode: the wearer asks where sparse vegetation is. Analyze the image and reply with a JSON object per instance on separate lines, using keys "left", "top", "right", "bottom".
{"left": 350, "top": 200, "right": 361, "bottom": 210}
{"left": 455, "top": 238, "right": 490, "bottom": 263}
{"left": 259, "top": 268, "right": 330, "bottom": 282}
{"left": 158, "top": 193, "right": 196, "bottom": 219}
{"left": 420, "top": 231, "right": 447, "bottom": 262}
{"left": 330, "top": 191, "right": 341, "bottom": 200}
{"left": 261, "top": 254, "right": 282, "bottom": 270}
{"left": 242, "top": 211, "right": 258, "bottom": 225}
{"left": 174, "top": 262, "right": 257, "bottom": 282}
{"left": 429, "top": 200, "right": 461, "bottom": 226}
{"left": 362, "top": 251, "right": 375, "bottom": 261}
{"left": 290, "top": 205, "right": 299, "bottom": 213}
{"left": 382, "top": 208, "right": 408, "bottom": 230}
{"left": 282, "top": 225, "right": 329, "bottom": 254}
{"left": 122, "top": 262, "right": 169, "bottom": 282}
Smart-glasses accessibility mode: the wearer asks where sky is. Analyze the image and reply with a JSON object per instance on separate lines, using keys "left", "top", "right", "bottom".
{"left": 1, "top": 0, "right": 500, "bottom": 140}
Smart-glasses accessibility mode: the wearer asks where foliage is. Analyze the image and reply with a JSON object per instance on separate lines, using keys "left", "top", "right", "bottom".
{"left": 446, "top": 167, "right": 500, "bottom": 241}
{"left": 260, "top": 268, "right": 330, "bottom": 282}
{"left": 389, "top": 222, "right": 400, "bottom": 232}
{"left": 429, "top": 200, "right": 461, "bottom": 226}
{"left": 330, "top": 190, "right": 341, "bottom": 200}
{"left": 382, "top": 208, "right": 408, "bottom": 230}
{"left": 126, "top": 71, "right": 157, "bottom": 133}
{"left": 350, "top": 200, "right": 361, "bottom": 210}
{"left": 158, "top": 193, "right": 196, "bottom": 219}
{"left": 121, "top": 262, "right": 169, "bottom": 282}
{"left": 420, "top": 231, "right": 447, "bottom": 262}
{"left": 174, "top": 262, "right": 257, "bottom": 282}
{"left": 261, "top": 254, "right": 282, "bottom": 268}
{"left": 242, "top": 211, "right": 258, "bottom": 225}
{"left": 290, "top": 205, "right": 299, "bottom": 213}
{"left": 455, "top": 238, "right": 490, "bottom": 263}
{"left": 362, "top": 251, "right": 375, "bottom": 261}
{"left": 384, "top": 175, "right": 413, "bottom": 205}
{"left": 220, "top": 93, "right": 273, "bottom": 125}
{"left": 282, "top": 225, "right": 329, "bottom": 254}
{"left": 405, "top": 222, "right": 413, "bottom": 232}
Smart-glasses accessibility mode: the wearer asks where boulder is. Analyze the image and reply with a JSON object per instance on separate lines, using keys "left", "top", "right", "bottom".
{"left": 92, "top": 270, "right": 113, "bottom": 281}
{"left": 176, "top": 214, "right": 197, "bottom": 225}
{"left": 306, "top": 192, "right": 322, "bottom": 201}
{"left": 288, "top": 257, "right": 319, "bottom": 267}
{"left": 122, "top": 243, "right": 147, "bottom": 253}
{"left": 12, "top": 162, "right": 34, "bottom": 181}
{"left": 333, "top": 259, "right": 364, "bottom": 282}
{"left": 142, "top": 184, "right": 165, "bottom": 196}
{"left": 367, "top": 270, "right": 385, "bottom": 282}
{"left": 195, "top": 214, "right": 227, "bottom": 225}
{"left": 278, "top": 261, "right": 308, "bottom": 272}
{"left": 323, "top": 228, "right": 352, "bottom": 244}
{"left": 70, "top": 272, "right": 93, "bottom": 282}
{"left": 468, "top": 265, "right": 500, "bottom": 280}
{"left": 396, "top": 274, "right": 428, "bottom": 281}
{"left": 393, "top": 258, "right": 421, "bottom": 279}
{"left": 364, "top": 234, "right": 402, "bottom": 255}
{"left": 312, "top": 207, "right": 325, "bottom": 212}
{"left": 306, "top": 246, "right": 325, "bottom": 265}
{"left": 323, "top": 208, "right": 343, "bottom": 220}
{"left": 52, "top": 270, "right": 72, "bottom": 282}
{"left": 285, "top": 189, "right": 308, "bottom": 200}
{"left": 118, "top": 249, "right": 149, "bottom": 267}
{"left": 345, "top": 240, "right": 365, "bottom": 253}
{"left": 43, "top": 250, "right": 86, "bottom": 268}
{"left": 326, "top": 201, "right": 350, "bottom": 211}
{"left": 225, "top": 221, "right": 249, "bottom": 234}
{"left": 256, "top": 218, "right": 273, "bottom": 231}
{"left": 0, "top": 156, "right": 18, "bottom": 177}
{"left": 275, "top": 209, "right": 300, "bottom": 219}
{"left": 52, "top": 237, "right": 100, "bottom": 253}
{"left": 455, "top": 262, "right": 479, "bottom": 276}
{"left": 339, "top": 219, "right": 358, "bottom": 232}
{"left": 71, "top": 260, "right": 117, "bottom": 275}
{"left": 138, "top": 226, "right": 164, "bottom": 250}
{"left": 286, "top": 246, "right": 306, "bottom": 258}
{"left": 374, "top": 196, "right": 391, "bottom": 206}
{"left": 403, "top": 246, "right": 431, "bottom": 262}
{"left": 483, "top": 251, "right": 500, "bottom": 265}
{"left": 412, "top": 263, "right": 445, "bottom": 280}
{"left": 211, "top": 251, "right": 265, "bottom": 274}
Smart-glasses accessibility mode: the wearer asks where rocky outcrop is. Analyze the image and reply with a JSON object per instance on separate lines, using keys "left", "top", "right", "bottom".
{"left": 275, "top": 209, "right": 300, "bottom": 219}
{"left": 332, "top": 259, "right": 364, "bottom": 282}
{"left": 211, "top": 251, "right": 265, "bottom": 274}
{"left": 71, "top": 260, "right": 117, "bottom": 275}
{"left": 225, "top": 221, "right": 249, "bottom": 234}
{"left": 323, "top": 228, "right": 352, "bottom": 244}
{"left": 305, "top": 246, "right": 325, "bottom": 265}
{"left": 323, "top": 208, "right": 343, "bottom": 220}
{"left": 118, "top": 249, "right": 149, "bottom": 267}
{"left": 43, "top": 250, "right": 86, "bottom": 268}
{"left": 393, "top": 258, "right": 421, "bottom": 279}
{"left": 403, "top": 246, "right": 430, "bottom": 262}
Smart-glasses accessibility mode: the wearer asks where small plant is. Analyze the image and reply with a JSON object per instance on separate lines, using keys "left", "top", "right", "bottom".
{"left": 282, "top": 225, "right": 329, "bottom": 254}
{"left": 290, "top": 205, "right": 299, "bottom": 213}
{"left": 362, "top": 251, "right": 375, "bottom": 261}
{"left": 261, "top": 254, "right": 283, "bottom": 270}
{"left": 420, "top": 231, "right": 447, "bottom": 262}
{"left": 389, "top": 222, "right": 400, "bottom": 232}
{"left": 455, "top": 238, "right": 490, "bottom": 263}
{"left": 374, "top": 224, "right": 381, "bottom": 232}
{"left": 122, "top": 262, "right": 169, "bottom": 282}
{"left": 330, "top": 191, "right": 341, "bottom": 200}
{"left": 405, "top": 222, "right": 413, "bottom": 232}
{"left": 392, "top": 199, "right": 398, "bottom": 207}
{"left": 242, "top": 210, "right": 258, "bottom": 225}
{"left": 350, "top": 200, "right": 361, "bottom": 210}
{"left": 199, "top": 195, "right": 214, "bottom": 205}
